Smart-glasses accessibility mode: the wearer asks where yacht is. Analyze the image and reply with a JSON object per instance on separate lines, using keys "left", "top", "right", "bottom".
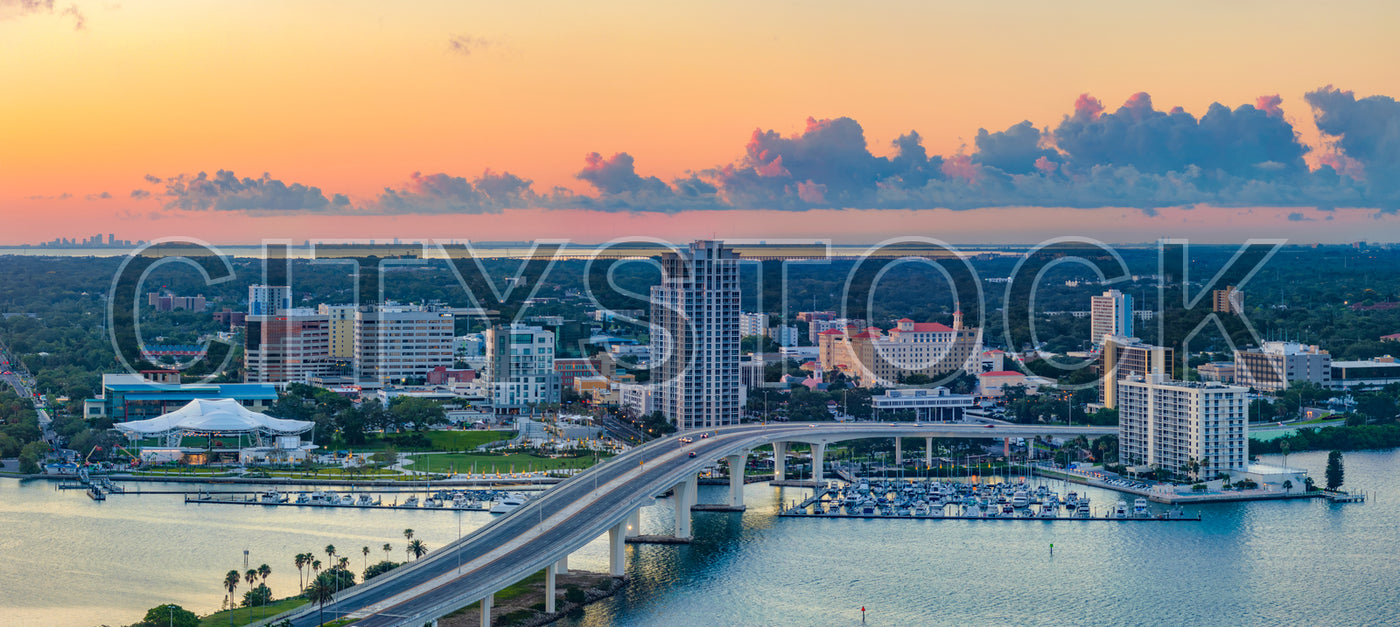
{"left": 1039, "top": 502, "right": 1058, "bottom": 518}
{"left": 1133, "top": 498, "right": 1150, "bottom": 518}
{"left": 355, "top": 494, "right": 378, "bottom": 507}
{"left": 1112, "top": 500, "right": 1129, "bottom": 519}
{"left": 1064, "top": 492, "right": 1079, "bottom": 509}
{"left": 294, "top": 492, "right": 311, "bottom": 504}
{"left": 260, "top": 489, "right": 287, "bottom": 503}
{"left": 490, "top": 493, "right": 528, "bottom": 514}
{"left": 1075, "top": 501, "right": 1092, "bottom": 518}
{"left": 963, "top": 503, "right": 984, "bottom": 518}
{"left": 1011, "top": 489, "right": 1030, "bottom": 508}
{"left": 423, "top": 496, "right": 444, "bottom": 508}
{"left": 402, "top": 495, "right": 419, "bottom": 508}
{"left": 1000, "top": 503, "right": 1016, "bottom": 517}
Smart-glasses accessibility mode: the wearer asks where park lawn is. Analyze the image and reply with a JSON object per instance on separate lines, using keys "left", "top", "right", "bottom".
{"left": 199, "top": 596, "right": 309, "bottom": 627}
{"left": 404, "top": 452, "right": 606, "bottom": 475}
{"left": 328, "top": 430, "right": 511, "bottom": 453}
{"left": 262, "top": 468, "right": 405, "bottom": 479}
{"left": 132, "top": 467, "right": 238, "bottom": 477}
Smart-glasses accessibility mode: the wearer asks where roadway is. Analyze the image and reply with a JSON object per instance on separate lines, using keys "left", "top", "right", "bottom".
{"left": 271, "top": 421, "right": 1114, "bottom": 626}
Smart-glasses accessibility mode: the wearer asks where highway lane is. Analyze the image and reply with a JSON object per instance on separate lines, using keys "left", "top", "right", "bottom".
{"left": 273, "top": 422, "right": 1115, "bottom": 626}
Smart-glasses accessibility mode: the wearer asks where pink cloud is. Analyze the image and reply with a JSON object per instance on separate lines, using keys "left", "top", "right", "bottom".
{"left": 940, "top": 153, "right": 979, "bottom": 183}
{"left": 796, "top": 180, "right": 826, "bottom": 203}
{"left": 1073, "top": 93, "right": 1104, "bottom": 121}
{"left": 1034, "top": 156, "right": 1057, "bottom": 174}
{"left": 1256, "top": 94, "right": 1284, "bottom": 118}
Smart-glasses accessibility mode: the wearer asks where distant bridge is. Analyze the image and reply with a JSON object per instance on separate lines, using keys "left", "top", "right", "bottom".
{"left": 265, "top": 422, "right": 1114, "bottom": 626}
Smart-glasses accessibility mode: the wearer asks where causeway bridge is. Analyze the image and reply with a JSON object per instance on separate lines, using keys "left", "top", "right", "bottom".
{"left": 267, "top": 422, "right": 1114, "bottom": 626}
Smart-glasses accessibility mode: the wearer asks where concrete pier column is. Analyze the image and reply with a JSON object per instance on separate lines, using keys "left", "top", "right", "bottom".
{"left": 894, "top": 438, "right": 902, "bottom": 466}
{"left": 726, "top": 451, "right": 748, "bottom": 507}
{"left": 625, "top": 507, "right": 641, "bottom": 537}
{"left": 608, "top": 520, "right": 627, "bottom": 576}
{"left": 555, "top": 555, "right": 568, "bottom": 575}
{"left": 545, "top": 563, "right": 557, "bottom": 613}
{"left": 772, "top": 442, "right": 787, "bottom": 481}
{"left": 672, "top": 476, "right": 694, "bottom": 539}
{"left": 925, "top": 437, "right": 933, "bottom": 469}
{"left": 480, "top": 592, "right": 494, "bottom": 627}
{"left": 811, "top": 442, "right": 826, "bottom": 482}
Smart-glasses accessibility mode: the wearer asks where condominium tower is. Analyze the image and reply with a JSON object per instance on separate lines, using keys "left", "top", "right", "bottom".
{"left": 651, "top": 240, "right": 741, "bottom": 431}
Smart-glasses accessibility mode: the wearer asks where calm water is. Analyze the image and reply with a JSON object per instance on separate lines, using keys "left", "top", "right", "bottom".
{"left": 1, "top": 450, "right": 1395, "bottom": 627}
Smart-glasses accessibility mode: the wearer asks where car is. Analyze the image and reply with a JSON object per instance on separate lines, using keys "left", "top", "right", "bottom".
{"left": 700, "top": 433, "right": 709, "bottom": 438}
{"left": 983, "top": 424, "right": 995, "bottom": 428}
{"left": 688, "top": 452, "right": 696, "bottom": 458}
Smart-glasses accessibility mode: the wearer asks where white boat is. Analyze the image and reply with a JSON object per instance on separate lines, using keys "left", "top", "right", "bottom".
{"left": 1112, "top": 500, "right": 1129, "bottom": 519}
{"left": 1133, "top": 498, "right": 1150, "bottom": 518}
{"left": 294, "top": 492, "right": 310, "bottom": 504}
{"left": 355, "top": 494, "right": 378, "bottom": 507}
{"left": 1011, "top": 490, "right": 1030, "bottom": 508}
{"left": 963, "top": 503, "right": 984, "bottom": 518}
{"left": 1075, "top": 502, "right": 1092, "bottom": 518}
{"left": 402, "top": 495, "right": 419, "bottom": 508}
{"left": 260, "top": 489, "right": 287, "bottom": 503}
{"left": 1039, "top": 502, "right": 1058, "bottom": 518}
{"left": 490, "top": 493, "right": 528, "bottom": 514}
{"left": 423, "top": 497, "right": 444, "bottom": 508}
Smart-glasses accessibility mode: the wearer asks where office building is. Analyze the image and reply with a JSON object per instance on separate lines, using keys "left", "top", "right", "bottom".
{"left": 554, "top": 357, "right": 596, "bottom": 390}
{"left": 355, "top": 306, "right": 455, "bottom": 385}
{"left": 809, "top": 317, "right": 867, "bottom": 344}
{"left": 244, "top": 308, "right": 332, "bottom": 384}
{"left": 650, "top": 240, "right": 741, "bottom": 431}
{"left": 1118, "top": 375, "right": 1249, "bottom": 478}
{"left": 1234, "top": 342, "right": 1331, "bottom": 392}
{"left": 318, "top": 304, "right": 357, "bottom": 360}
{"left": 1330, "top": 355, "right": 1400, "bottom": 390}
{"left": 248, "top": 285, "right": 292, "bottom": 316}
{"left": 1100, "top": 336, "right": 1173, "bottom": 409}
{"left": 147, "top": 292, "right": 207, "bottom": 312}
{"left": 1090, "top": 289, "right": 1133, "bottom": 346}
{"left": 871, "top": 387, "right": 976, "bottom": 422}
{"left": 483, "top": 323, "right": 559, "bottom": 410}
{"left": 84, "top": 372, "right": 277, "bottom": 422}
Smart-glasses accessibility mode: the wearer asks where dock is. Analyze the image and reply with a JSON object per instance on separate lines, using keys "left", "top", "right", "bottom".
{"left": 778, "top": 510, "right": 1201, "bottom": 522}
{"left": 183, "top": 493, "right": 495, "bottom": 511}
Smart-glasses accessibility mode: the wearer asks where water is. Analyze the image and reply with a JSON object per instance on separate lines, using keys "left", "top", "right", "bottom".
{"left": 1, "top": 450, "right": 1394, "bottom": 627}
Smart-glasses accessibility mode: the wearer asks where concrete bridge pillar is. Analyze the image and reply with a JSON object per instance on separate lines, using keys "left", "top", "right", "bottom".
{"left": 672, "top": 475, "right": 696, "bottom": 539}
{"left": 545, "top": 563, "right": 557, "bottom": 613}
{"left": 480, "top": 592, "right": 494, "bottom": 627}
{"left": 811, "top": 442, "right": 826, "bottom": 482}
{"left": 608, "top": 519, "right": 627, "bottom": 576}
{"left": 925, "top": 437, "right": 933, "bottom": 469}
{"left": 894, "top": 437, "right": 902, "bottom": 466}
{"left": 726, "top": 451, "right": 748, "bottom": 507}
{"left": 555, "top": 555, "right": 568, "bottom": 575}
{"left": 625, "top": 507, "right": 642, "bottom": 537}
{"left": 772, "top": 441, "right": 787, "bottom": 481}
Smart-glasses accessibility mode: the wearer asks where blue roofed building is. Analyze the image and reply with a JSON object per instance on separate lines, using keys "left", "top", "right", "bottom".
{"left": 85, "top": 372, "right": 279, "bottom": 422}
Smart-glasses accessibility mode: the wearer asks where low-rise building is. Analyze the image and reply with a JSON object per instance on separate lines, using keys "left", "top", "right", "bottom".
{"left": 1197, "top": 362, "right": 1236, "bottom": 383}
{"left": 871, "top": 387, "right": 976, "bottom": 422}
{"left": 85, "top": 373, "right": 277, "bottom": 422}
{"left": 1234, "top": 342, "right": 1331, "bottom": 392}
{"left": 1330, "top": 356, "right": 1400, "bottom": 390}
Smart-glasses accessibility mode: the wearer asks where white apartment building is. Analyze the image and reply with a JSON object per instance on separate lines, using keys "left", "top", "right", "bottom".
{"left": 354, "top": 306, "right": 455, "bottom": 385}
{"left": 773, "top": 324, "right": 800, "bottom": 347}
{"left": 483, "top": 323, "right": 559, "bottom": 410}
{"left": 244, "top": 308, "right": 331, "bottom": 384}
{"left": 739, "top": 312, "right": 769, "bottom": 338}
{"left": 617, "top": 382, "right": 654, "bottom": 417}
{"left": 1234, "top": 342, "right": 1332, "bottom": 392}
{"left": 651, "top": 240, "right": 741, "bottom": 431}
{"left": 248, "top": 285, "right": 292, "bottom": 316}
{"left": 808, "top": 317, "right": 867, "bottom": 344}
{"left": 1090, "top": 289, "right": 1132, "bottom": 346}
{"left": 1118, "top": 374, "right": 1249, "bottom": 478}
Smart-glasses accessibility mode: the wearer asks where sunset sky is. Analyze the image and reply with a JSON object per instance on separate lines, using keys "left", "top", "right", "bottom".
{"left": 3, "top": 0, "right": 1400, "bottom": 244}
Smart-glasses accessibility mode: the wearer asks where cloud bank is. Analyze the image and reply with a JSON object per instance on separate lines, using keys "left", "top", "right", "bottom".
{"left": 145, "top": 85, "right": 1400, "bottom": 215}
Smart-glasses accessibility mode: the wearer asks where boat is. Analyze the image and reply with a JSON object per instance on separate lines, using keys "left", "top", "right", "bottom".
{"left": 355, "top": 494, "right": 378, "bottom": 507}
{"left": 963, "top": 503, "right": 984, "bottom": 518}
{"left": 1011, "top": 490, "right": 1030, "bottom": 508}
{"left": 402, "top": 495, "right": 419, "bottom": 508}
{"left": 1133, "top": 498, "right": 1150, "bottom": 518}
{"left": 1000, "top": 503, "right": 1015, "bottom": 517}
{"left": 260, "top": 489, "right": 287, "bottom": 503}
{"left": 1112, "top": 500, "right": 1129, "bottom": 519}
{"left": 1075, "top": 502, "right": 1092, "bottom": 518}
{"left": 1039, "top": 502, "right": 1058, "bottom": 518}
{"left": 294, "top": 492, "right": 311, "bottom": 504}
{"left": 489, "top": 493, "right": 528, "bottom": 514}
{"left": 423, "top": 497, "right": 444, "bottom": 508}
{"left": 86, "top": 487, "right": 106, "bottom": 501}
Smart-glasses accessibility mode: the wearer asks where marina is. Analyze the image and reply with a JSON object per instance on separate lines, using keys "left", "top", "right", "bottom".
{"left": 779, "top": 478, "right": 1201, "bottom": 522}
{"left": 183, "top": 488, "right": 532, "bottom": 513}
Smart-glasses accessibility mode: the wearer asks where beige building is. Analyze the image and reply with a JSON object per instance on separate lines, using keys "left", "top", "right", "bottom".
{"left": 818, "top": 314, "right": 980, "bottom": 388}
{"left": 355, "top": 306, "right": 455, "bottom": 385}
{"left": 1100, "top": 336, "right": 1173, "bottom": 409}
{"left": 318, "top": 304, "right": 357, "bottom": 360}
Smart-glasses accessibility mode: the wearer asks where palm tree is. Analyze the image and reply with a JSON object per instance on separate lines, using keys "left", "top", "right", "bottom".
{"left": 1283, "top": 479, "right": 1294, "bottom": 494}
{"left": 222, "top": 570, "right": 240, "bottom": 625}
{"left": 304, "top": 575, "right": 335, "bottom": 627}
{"left": 338, "top": 556, "right": 350, "bottom": 572}
{"left": 257, "top": 564, "right": 272, "bottom": 618}
{"left": 324, "top": 544, "right": 337, "bottom": 565}
{"left": 362, "top": 546, "right": 371, "bottom": 571}
{"left": 311, "top": 559, "right": 322, "bottom": 577}
{"left": 245, "top": 568, "right": 258, "bottom": 604}
{"left": 294, "top": 553, "right": 308, "bottom": 591}
{"left": 408, "top": 539, "right": 427, "bottom": 560}
{"left": 382, "top": 543, "right": 392, "bottom": 561}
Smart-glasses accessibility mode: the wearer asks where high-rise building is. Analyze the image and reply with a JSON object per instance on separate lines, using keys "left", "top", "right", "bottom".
{"left": 1234, "top": 342, "right": 1331, "bottom": 392}
{"left": 1090, "top": 289, "right": 1133, "bottom": 346}
{"left": 1100, "top": 336, "right": 1173, "bottom": 409}
{"left": 651, "top": 240, "right": 741, "bottom": 431}
{"left": 244, "top": 308, "right": 331, "bottom": 383}
{"left": 1118, "top": 374, "right": 1249, "bottom": 478}
{"left": 318, "top": 304, "right": 357, "bottom": 360}
{"left": 483, "top": 323, "right": 559, "bottom": 410}
{"left": 1213, "top": 286, "right": 1244, "bottom": 313}
{"left": 354, "top": 306, "right": 455, "bottom": 385}
{"left": 248, "top": 285, "right": 292, "bottom": 316}
{"left": 819, "top": 315, "right": 979, "bottom": 388}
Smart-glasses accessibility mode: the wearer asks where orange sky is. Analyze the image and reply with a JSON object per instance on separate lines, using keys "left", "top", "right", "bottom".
{"left": 2, "top": 0, "right": 1398, "bottom": 244}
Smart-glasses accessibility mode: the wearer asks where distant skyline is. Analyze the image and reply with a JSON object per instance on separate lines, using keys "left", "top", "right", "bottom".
{"left": 4, "top": 1, "right": 1400, "bottom": 244}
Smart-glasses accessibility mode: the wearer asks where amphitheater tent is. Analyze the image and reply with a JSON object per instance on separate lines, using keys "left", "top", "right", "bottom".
{"left": 114, "top": 398, "right": 313, "bottom": 447}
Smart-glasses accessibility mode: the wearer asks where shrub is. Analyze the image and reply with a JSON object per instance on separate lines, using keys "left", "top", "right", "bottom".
{"left": 564, "top": 585, "right": 586, "bottom": 604}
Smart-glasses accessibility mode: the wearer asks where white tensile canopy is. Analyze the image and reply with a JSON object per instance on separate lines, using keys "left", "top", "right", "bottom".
{"left": 115, "top": 398, "right": 312, "bottom": 447}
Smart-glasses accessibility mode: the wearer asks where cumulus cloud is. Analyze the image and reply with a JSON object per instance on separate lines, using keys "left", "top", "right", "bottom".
{"left": 1306, "top": 85, "right": 1400, "bottom": 207}
{"left": 145, "top": 85, "right": 1400, "bottom": 216}
{"left": 160, "top": 170, "right": 334, "bottom": 212}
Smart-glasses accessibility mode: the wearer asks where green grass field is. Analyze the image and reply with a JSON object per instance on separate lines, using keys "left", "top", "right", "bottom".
{"left": 199, "top": 596, "right": 309, "bottom": 627}
{"left": 326, "top": 430, "right": 512, "bottom": 453}
{"left": 404, "top": 451, "right": 606, "bottom": 475}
